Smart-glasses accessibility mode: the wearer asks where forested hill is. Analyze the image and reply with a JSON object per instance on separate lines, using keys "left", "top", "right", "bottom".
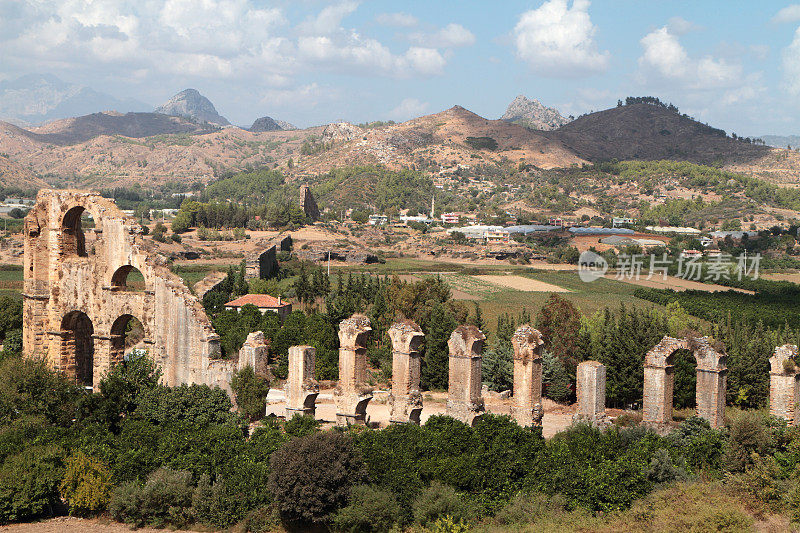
{"left": 543, "top": 100, "right": 770, "bottom": 165}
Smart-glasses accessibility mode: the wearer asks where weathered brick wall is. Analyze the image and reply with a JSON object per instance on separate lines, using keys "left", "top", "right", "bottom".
{"left": 285, "top": 345, "right": 319, "bottom": 416}
{"left": 23, "top": 190, "right": 224, "bottom": 390}
{"left": 770, "top": 344, "right": 800, "bottom": 425}
{"left": 576, "top": 361, "right": 606, "bottom": 419}
{"left": 334, "top": 314, "right": 372, "bottom": 425}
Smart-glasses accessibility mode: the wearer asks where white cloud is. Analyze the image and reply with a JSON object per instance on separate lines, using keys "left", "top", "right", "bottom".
{"left": 666, "top": 16, "right": 700, "bottom": 35}
{"left": 0, "top": 0, "right": 450, "bottom": 84}
{"left": 512, "top": 0, "right": 609, "bottom": 77}
{"left": 637, "top": 25, "right": 763, "bottom": 107}
{"left": 375, "top": 12, "right": 417, "bottom": 28}
{"left": 388, "top": 98, "right": 429, "bottom": 121}
{"left": 639, "top": 26, "right": 689, "bottom": 79}
{"left": 784, "top": 27, "right": 800, "bottom": 95}
{"left": 773, "top": 5, "right": 800, "bottom": 24}
{"left": 639, "top": 26, "right": 741, "bottom": 89}
{"left": 411, "top": 23, "right": 475, "bottom": 48}
{"left": 298, "top": 1, "right": 358, "bottom": 36}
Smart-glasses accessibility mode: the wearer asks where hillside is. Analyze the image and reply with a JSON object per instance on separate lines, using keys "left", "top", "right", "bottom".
{"left": 29, "top": 112, "right": 217, "bottom": 144}
{"left": 544, "top": 103, "right": 768, "bottom": 164}
{"left": 288, "top": 105, "right": 583, "bottom": 177}
{"left": 0, "top": 155, "right": 47, "bottom": 189}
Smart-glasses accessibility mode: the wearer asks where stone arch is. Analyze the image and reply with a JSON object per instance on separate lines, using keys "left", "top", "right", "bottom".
{"left": 61, "top": 205, "right": 101, "bottom": 257}
{"left": 60, "top": 310, "right": 95, "bottom": 386}
{"left": 109, "top": 314, "right": 146, "bottom": 365}
{"left": 643, "top": 335, "right": 727, "bottom": 427}
{"left": 110, "top": 264, "right": 146, "bottom": 291}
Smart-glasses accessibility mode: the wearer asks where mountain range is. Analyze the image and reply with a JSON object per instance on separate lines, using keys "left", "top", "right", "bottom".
{"left": 1, "top": 86, "right": 798, "bottom": 190}
{"left": 0, "top": 74, "right": 149, "bottom": 126}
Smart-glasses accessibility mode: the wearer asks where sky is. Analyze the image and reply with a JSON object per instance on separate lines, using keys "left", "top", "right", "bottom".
{"left": 2, "top": 0, "right": 800, "bottom": 136}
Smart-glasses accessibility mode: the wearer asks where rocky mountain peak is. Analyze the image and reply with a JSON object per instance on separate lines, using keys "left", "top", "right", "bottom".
{"left": 155, "top": 89, "right": 230, "bottom": 126}
{"left": 322, "top": 122, "right": 364, "bottom": 144}
{"left": 501, "top": 95, "right": 569, "bottom": 131}
{"left": 249, "top": 116, "right": 281, "bottom": 132}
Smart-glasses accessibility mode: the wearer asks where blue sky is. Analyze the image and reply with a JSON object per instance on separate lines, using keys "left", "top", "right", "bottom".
{"left": 2, "top": 0, "right": 800, "bottom": 135}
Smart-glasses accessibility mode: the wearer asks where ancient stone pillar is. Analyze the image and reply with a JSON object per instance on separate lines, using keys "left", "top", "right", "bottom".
{"left": 693, "top": 338, "right": 727, "bottom": 429}
{"left": 510, "top": 325, "right": 544, "bottom": 427}
{"left": 769, "top": 345, "right": 800, "bottom": 425}
{"left": 285, "top": 345, "right": 319, "bottom": 417}
{"left": 642, "top": 338, "right": 681, "bottom": 425}
{"left": 576, "top": 361, "right": 606, "bottom": 420}
{"left": 334, "top": 315, "right": 373, "bottom": 425}
{"left": 388, "top": 320, "right": 425, "bottom": 424}
{"left": 238, "top": 331, "right": 269, "bottom": 376}
{"left": 446, "top": 325, "right": 485, "bottom": 426}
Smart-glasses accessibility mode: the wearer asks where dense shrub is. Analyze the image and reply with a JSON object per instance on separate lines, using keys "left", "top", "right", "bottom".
{"left": 109, "top": 468, "right": 194, "bottom": 528}
{"left": 332, "top": 484, "right": 402, "bottom": 533}
{"left": 284, "top": 414, "right": 320, "bottom": 438}
{"left": 0, "top": 445, "right": 65, "bottom": 523}
{"left": 134, "top": 383, "right": 236, "bottom": 426}
{"left": 0, "top": 357, "right": 81, "bottom": 427}
{"left": 268, "top": 431, "right": 368, "bottom": 525}
{"left": 412, "top": 482, "right": 475, "bottom": 526}
{"left": 59, "top": 451, "right": 113, "bottom": 516}
{"left": 232, "top": 366, "right": 270, "bottom": 422}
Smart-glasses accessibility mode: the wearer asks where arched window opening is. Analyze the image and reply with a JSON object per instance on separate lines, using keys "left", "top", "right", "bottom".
{"left": 62, "top": 207, "right": 98, "bottom": 257}
{"left": 672, "top": 349, "right": 697, "bottom": 420}
{"left": 110, "top": 314, "right": 146, "bottom": 364}
{"left": 111, "top": 265, "right": 146, "bottom": 291}
{"left": 61, "top": 311, "right": 94, "bottom": 387}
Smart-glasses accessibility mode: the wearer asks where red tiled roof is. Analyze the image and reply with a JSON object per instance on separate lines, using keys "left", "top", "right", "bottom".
{"left": 224, "top": 294, "right": 290, "bottom": 308}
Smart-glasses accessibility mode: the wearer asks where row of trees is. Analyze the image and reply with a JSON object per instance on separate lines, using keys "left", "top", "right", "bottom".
{"left": 1, "top": 351, "right": 796, "bottom": 531}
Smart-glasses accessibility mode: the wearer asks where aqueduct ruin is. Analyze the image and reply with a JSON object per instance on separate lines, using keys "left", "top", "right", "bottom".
{"left": 28, "top": 190, "right": 800, "bottom": 431}
{"left": 642, "top": 336, "right": 727, "bottom": 428}
{"left": 23, "top": 190, "right": 228, "bottom": 389}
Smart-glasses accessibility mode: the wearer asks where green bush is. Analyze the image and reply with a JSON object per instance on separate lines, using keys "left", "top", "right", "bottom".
{"left": 412, "top": 482, "right": 475, "bottom": 526}
{"left": 0, "top": 357, "right": 81, "bottom": 427}
{"left": 134, "top": 383, "right": 236, "bottom": 426}
{"left": 268, "top": 431, "right": 368, "bottom": 525}
{"left": 59, "top": 451, "right": 113, "bottom": 516}
{"left": 332, "top": 484, "right": 402, "bottom": 533}
{"left": 238, "top": 504, "right": 282, "bottom": 533}
{"left": 109, "top": 468, "right": 194, "bottom": 528}
{"left": 0, "top": 445, "right": 65, "bottom": 523}
{"left": 232, "top": 366, "right": 270, "bottom": 422}
{"left": 724, "top": 411, "right": 773, "bottom": 472}
{"left": 284, "top": 413, "right": 320, "bottom": 438}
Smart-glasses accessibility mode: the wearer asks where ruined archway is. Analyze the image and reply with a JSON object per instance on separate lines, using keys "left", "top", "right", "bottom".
{"left": 110, "top": 314, "right": 146, "bottom": 364}
{"left": 111, "top": 265, "right": 146, "bottom": 291}
{"left": 642, "top": 336, "right": 727, "bottom": 427}
{"left": 61, "top": 206, "right": 95, "bottom": 257}
{"left": 61, "top": 311, "right": 94, "bottom": 386}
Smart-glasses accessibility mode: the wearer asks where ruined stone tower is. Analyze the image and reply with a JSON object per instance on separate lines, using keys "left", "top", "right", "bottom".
{"left": 446, "top": 325, "right": 485, "bottom": 426}
{"left": 299, "top": 184, "right": 320, "bottom": 222}
{"left": 388, "top": 320, "right": 425, "bottom": 424}
{"left": 510, "top": 325, "right": 544, "bottom": 427}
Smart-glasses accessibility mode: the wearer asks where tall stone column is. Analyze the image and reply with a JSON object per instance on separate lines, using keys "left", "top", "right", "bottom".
{"left": 285, "top": 345, "right": 319, "bottom": 418}
{"left": 769, "top": 345, "right": 800, "bottom": 425}
{"left": 643, "top": 365, "right": 674, "bottom": 424}
{"left": 388, "top": 320, "right": 425, "bottom": 424}
{"left": 510, "top": 325, "right": 544, "bottom": 427}
{"left": 576, "top": 361, "right": 606, "bottom": 421}
{"left": 695, "top": 367, "right": 726, "bottom": 428}
{"left": 334, "top": 314, "right": 373, "bottom": 425}
{"left": 446, "top": 325, "right": 485, "bottom": 426}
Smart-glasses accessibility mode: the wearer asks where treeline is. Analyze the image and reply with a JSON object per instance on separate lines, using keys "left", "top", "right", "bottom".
{"left": 1, "top": 352, "right": 799, "bottom": 530}
{"left": 309, "top": 166, "right": 435, "bottom": 214}
{"left": 596, "top": 159, "right": 800, "bottom": 214}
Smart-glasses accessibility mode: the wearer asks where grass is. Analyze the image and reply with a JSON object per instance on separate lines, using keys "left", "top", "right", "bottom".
{"left": 471, "top": 482, "right": 760, "bottom": 533}
{"left": 170, "top": 263, "right": 232, "bottom": 288}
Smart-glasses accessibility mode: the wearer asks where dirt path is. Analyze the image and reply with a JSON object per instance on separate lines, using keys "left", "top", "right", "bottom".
{"left": 474, "top": 274, "right": 569, "bottom": 292}
{"left": 267, "top": 389, "right": 578, "bottom": 437}
{"left": 0, "top": 517, "right": 204, "bottom": 533}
